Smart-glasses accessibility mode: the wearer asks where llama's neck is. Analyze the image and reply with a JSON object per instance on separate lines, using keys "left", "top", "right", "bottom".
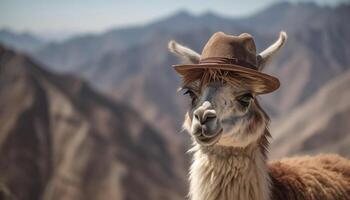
{"left": 188, "top": 143, "right": 270, "bottom": 200}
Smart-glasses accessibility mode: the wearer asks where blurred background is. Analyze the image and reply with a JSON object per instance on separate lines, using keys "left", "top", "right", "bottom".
{"left": 0, "top": 0, "right": 349, "bottom": 199}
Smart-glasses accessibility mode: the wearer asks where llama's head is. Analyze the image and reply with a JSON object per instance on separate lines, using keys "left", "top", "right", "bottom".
{"left": 169, "top": 32, "right": 287, "bottom": 148}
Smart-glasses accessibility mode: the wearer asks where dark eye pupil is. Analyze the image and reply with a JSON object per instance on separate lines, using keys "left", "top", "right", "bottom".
{"left": 238, "top": 93, "right": 253, "bottom": 107}
{"left": 183, "top": 89, "right": 197, "bottom": 106}
{"left": 183, "top": 89, "right": 194, "bottom": 97}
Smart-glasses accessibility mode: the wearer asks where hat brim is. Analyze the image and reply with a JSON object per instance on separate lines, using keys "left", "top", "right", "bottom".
{"left": 173, "top": 63, "right": 280, "bottom": 94}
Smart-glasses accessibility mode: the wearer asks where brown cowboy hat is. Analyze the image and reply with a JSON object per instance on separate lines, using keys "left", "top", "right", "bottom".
{"left": 168, "top": 31, "right": 287, "bottom": 94}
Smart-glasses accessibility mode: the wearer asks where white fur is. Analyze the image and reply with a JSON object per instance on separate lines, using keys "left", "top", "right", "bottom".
{"left": 187, "top": 111, "right": 270, "bottom": 200}
{"left": 189, "top": 145, "right": 270, "bottom": 200}
{"left": 168, "top": 40, "right": 200, "bottom": 64}
{"left": 257, "top": 31, "right": 288, "bottom": 70}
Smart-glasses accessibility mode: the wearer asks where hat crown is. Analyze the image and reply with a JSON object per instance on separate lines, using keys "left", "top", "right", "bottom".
{"left": 201, "top": 32, "right": 257, "bottom": 69}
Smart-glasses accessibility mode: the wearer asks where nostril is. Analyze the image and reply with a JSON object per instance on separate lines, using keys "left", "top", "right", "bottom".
{"left": 201, "top": 116, "right": 216, "bottom": 125}
{"left": 202, "top": 110, "right": 217, "bottom": 124}
{"left": 194, "top": 106, "right": 217, "bottom": 124}
{"left": 206, "top": 115, "right": 216, "bottom": 121}
{"left": 194, "top": 113, "right": 200, "bottom": 121}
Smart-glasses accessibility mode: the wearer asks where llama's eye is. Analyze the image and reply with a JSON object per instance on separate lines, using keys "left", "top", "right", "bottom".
{"left": 183, "top": 89, "right": 198, "bottom": 106}
{"left": 237, "top": 93, "right": 253, "bottom": 107}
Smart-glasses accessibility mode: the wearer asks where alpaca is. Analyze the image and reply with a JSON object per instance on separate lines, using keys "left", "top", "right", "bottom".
{"left": 168, "top": 32, "right": 350, "bottom": 200}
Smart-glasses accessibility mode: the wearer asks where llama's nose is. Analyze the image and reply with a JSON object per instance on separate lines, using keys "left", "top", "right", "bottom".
{"left": 193, "top": 101, "right": 217, "bottom": 125}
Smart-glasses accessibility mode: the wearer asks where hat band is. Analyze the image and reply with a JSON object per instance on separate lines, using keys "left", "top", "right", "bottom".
{"left": 199, "top": 57, "right": 256, "bottom": 70}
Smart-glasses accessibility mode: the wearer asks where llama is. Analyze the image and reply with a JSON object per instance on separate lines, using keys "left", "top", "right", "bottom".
{"left": 168, "top": 31, "right": 350, "bottom": 200}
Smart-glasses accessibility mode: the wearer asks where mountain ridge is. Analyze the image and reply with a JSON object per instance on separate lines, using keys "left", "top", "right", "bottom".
{"left": 28, "top": 3, "right": 350, "bottom": 157}
{"left": 271, "top": 69, "right": 350, "bottom": 159}
{"left": 0, "top": 44, "right": 185, "bottom": 200}
{"left": 0, "top": 29, "right": 45, "bottom": 52}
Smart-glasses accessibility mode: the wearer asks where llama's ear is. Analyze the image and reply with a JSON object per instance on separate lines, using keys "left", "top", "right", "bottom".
{"left": 168, "top": 40, "right": 200, "bottom": 64}
{"left": 257, "top": 31, "right": 287, "bottom": 71}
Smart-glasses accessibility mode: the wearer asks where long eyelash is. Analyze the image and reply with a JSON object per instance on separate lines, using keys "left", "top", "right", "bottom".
{"left": 182, "top": 87, "right": 193, "bottom": 95}
{"left": 244, "top": 93, "right": 254, "bottom": 98}
{"left": 237, "top": 93, "right": 254, "bottom": 100}
{"left": 183, "top": 90, "right": 191, "bottom": 95}
{"left": 181, "top": 89, "right": 198, "bottom": 106}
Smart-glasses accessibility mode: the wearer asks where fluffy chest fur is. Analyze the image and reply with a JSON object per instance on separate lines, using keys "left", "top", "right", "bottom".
{"left": 189, "top": 145, "right": 270, "bottom": 200}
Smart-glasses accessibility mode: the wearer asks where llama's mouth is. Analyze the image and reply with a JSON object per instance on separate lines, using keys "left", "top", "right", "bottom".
{"left": 195, "top": 128, "right": 223, "bottom": 146}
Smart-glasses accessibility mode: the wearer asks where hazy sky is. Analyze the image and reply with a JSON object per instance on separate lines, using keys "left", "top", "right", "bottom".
{"left": 0, "top": 0, "right": 347, "bottom": 36}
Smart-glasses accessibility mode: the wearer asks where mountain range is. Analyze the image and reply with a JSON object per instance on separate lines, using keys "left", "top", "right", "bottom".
{"left": 22, "top": 2, "right": 350, "bottom": 138}
{"left": 271, "top": 70, "right": 350, "bottom": 159}
{"left": 1, "top": 1, "right": 350, "bottom": 199}
{"left": 0, "top": 45, "right": 185, "bottom": 200}
{"left": 0, "top": 29, "right": 45, "bottom": 52}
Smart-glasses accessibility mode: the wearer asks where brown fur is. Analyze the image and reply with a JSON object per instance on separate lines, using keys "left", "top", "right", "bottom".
{"left": 180, "top": 68, "right": 269, "bottom": 94}
{"left": 269, "top": 154, "right": 350, "bottom": 200}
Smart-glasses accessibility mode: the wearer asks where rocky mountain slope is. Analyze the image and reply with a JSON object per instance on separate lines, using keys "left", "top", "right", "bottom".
{"left": 0, "top": 45, "right": 185, "bottom": 200}
{"left": 270, "top": 70, "right": 350, "bottom": 159}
